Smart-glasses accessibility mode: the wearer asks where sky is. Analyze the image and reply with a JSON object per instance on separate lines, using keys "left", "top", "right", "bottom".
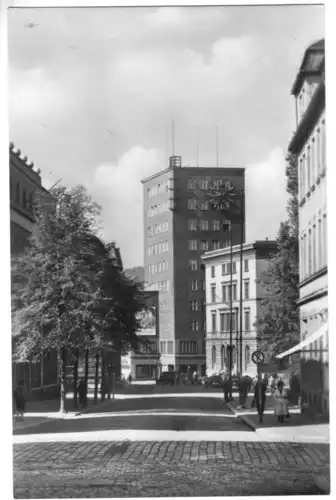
{"left": 8, "top": 5, "right": 325, "bottom": 268}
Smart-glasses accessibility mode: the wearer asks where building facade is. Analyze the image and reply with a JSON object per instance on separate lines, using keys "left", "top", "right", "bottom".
{"left": 282, "top": 39, "right": 328, "bottom": 414}
{"left": 203, "top": 240, "right": 277, "bottom": 377}
{"left": 142, "top": 156, "right": 245, "bottom": 375}
{"left": 121, "top": 291, "right": 160, "bottom": 383}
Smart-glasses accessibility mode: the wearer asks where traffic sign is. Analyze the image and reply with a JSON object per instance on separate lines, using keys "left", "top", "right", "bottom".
{"left": 252, "top": 350, "right": 265, "bottom": 365}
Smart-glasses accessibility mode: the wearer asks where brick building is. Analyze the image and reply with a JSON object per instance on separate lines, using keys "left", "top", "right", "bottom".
{"left": 142, "top": 156, "right": 245, "bottom": 375}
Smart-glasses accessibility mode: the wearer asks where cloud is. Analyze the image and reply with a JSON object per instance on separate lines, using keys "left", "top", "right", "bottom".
{"left": 93, "top": 146, "right": 164, "bottom": 267}
{"left": 246, "top": 147, "right": 288, "bottom": 242}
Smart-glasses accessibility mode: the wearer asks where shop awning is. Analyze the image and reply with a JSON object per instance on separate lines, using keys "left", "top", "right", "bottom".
{"left": 276, "top": 323, "right": 328, "bottom": 359}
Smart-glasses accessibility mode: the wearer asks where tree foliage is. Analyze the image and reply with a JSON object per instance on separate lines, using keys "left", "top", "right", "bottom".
{"left": 255, "top": 153, "right": 300, "bottom": 360}
{"left": 11, "top": 185, "right": 145, "bottom": 411}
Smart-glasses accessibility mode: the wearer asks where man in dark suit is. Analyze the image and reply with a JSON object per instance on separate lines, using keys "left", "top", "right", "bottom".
{"left": 254, "top": 374, "right": 267, "bottom": 423}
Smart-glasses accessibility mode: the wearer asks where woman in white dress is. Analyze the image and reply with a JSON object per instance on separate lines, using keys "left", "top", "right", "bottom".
{"left": 273, "top": 379, "right": 289, "bottom": 423}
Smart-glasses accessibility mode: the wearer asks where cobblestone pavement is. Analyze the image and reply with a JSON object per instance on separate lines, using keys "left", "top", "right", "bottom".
{"left": 14, "top": 440, "right": 329, "bottom": 497}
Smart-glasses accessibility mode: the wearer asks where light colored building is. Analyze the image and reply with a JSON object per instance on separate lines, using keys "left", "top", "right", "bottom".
{"left": 278, "top": 39, "right": 328, "bottom": 414}
{"left": 203, "top": 240, "right": 277, "bottom": 377}
{"left": 142, "top": 156, "right": 245, "bottom": 375}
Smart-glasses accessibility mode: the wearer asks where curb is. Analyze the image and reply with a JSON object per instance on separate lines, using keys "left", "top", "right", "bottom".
{"left": 226, "top": 402, "right": 258, "bottom": 432}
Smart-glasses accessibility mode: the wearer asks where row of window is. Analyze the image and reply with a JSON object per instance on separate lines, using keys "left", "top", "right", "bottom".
{"left": 160, "top": 340, "right": 174, "bottom": 354}
{"left": 147, "top": 181, "right": 169, "bottom": 199}
{"left": 148, "top": 221, "right": 169, "bottom": 238}
{"left": 187, "top": 178, "right": 229, "bottom": 191}
{"left": 10, "top": 181, "right": 34, "bottom": 213}
{"left": 148, "top": 241, "right": 169, "bottom": 256}
{"left": 137, "top": 341, "right": 157, "bottom": 354}
{"left": 211, "top": 344, "right": 251, "bottom": 371}
{"left": 299, "top": 118, "right": 326, "bottom": 199}
{"left": 188, "top": 219, "right": 222, "bottom": 231}
{"left": 211, "top": 309, "right": 251, "bottom": 332}
{"left": 210, "top": 259, "right": 249, "bottom": 277}
{"left": 210, "top": 281, "right": 250, "bottom": 303}
{"left": 146, "top": 280, "right": 170, "bottom": 292}
{"left": 189, "top": 239, "right": 220, "bottom": 251}
{"left": 297, "top": 82, "right": 317, "bottom": 121}
{"left": 300, "top": 213, "right": 327, "bottom": 280}
{"left": 148, "top": 261, "right": 169, "bottom": 275}
{"left": 180, "top": 340, "right": 198, "bottom": 354}
{"left": 147, "top": 201, "right": 170, "bottom": 218}
{"left": 190, "top": 279, "right": 206, "bottom": 292}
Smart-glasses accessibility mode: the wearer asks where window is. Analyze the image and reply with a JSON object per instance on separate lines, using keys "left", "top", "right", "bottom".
{"left": 311, "top": 138, "right": 316, "bottom": 185}
{"left": 188, "top": 198, "right": 197, "bottom": 210}
{"left": 307, "top": 147, "right": 311, "bottom": 189}
{"left": 221, "top": 345, "right": 225, "bottom": 370}
{"left": 312, "top": 224, "right": 316, "bottom": 274}
{"left": 191, "top": 279, "right": 198, "bottom": 291}
{"left": 232, "top": 283, "right": 237, "bottom": 301}
{"left": 167, "top": 341, "right": 174, "bottom": 354}
{"left": 244, "top": 309, "right": 250, "bottom": 331}
{"left": 221, "top": 264, "right": 225, "bottom": 275}
{"left": 200, "top": 280, "right": 206, "bottom": 291}
{"left": 212, "top": 345, "right": 216, "bottom": 368}
{"left": 190, "top": 300, "right": 198, "bottom": 311}
{"left": 212, "top": 240, "right": 220, "bottom": 250}
{"left": 200, "top": 200, "right": 209, "bottom": 211}
{"left": 244, "top": 280, "right": 249, "bottom": 299}
{"left": 180, "top": 341, "right": 197, "bottom": 354}
{"left": 211, "top": 266, "right": 215, "bottom": 277}
{"left": 308, "top": 229, "right": 312, "bottom": 276}
{"left": 316, "top": 128, "right": 321, "bottom": 177}
{"left": 232, "top": 262, "right": 236, "bottom": 274}
{"left": 318, "top": 220, "right": 322, "bottom": 269}
{"left": 190, "top": 259, "right": 198, "bottom": 271}
{"left": 211, "top": 285, "right": 216, "bottom": 303}
{"left": 136, "top": 365, "right": 156, "bottom": 379}
{"left": 232, "top": 312, "right": 237, "bottom": 332}
{"left": 220, "top": 313, "right": 225, "bottom": 332}
{"left": 200, "top": 220, "right": 208, "bottom": 231}
{"left": 189, "top": 239, "right": 197, "bottom": 251}
{"left": 191, "top": 320, "right": 199, "bottom": 331}
{"left": 201, "top": 240, "right": 208, "bottom": 251}
{"left": 160, "top": 341, "right": 167, "bottom": 354}
{"left": 244, "top": 259, "right": 249, "bottom": 272}
{"left": 188, "top": 179, "right": 197, "bottom": 190}
{"left": 212, "top": 312, "right": 216, "bottom": 332}
{"left": 227, "top": 262, "right": 231, "bottom": 274}
{"left": 188, "top": 219, "right": 197, "bottom": 231}
{"left": 199, "top": 179, "right": 208, "bottom": 190}
{"left": 222, "top": 284, "right": 227, "bottom": 302}
{"left": 212, "top": 220, "right": 220, "bottom": 231}
{"left": 245, "top": 346, "right": 250, "bottom": 371}
{"left": 321, "top": 120, "right": 325, "bottom": 170}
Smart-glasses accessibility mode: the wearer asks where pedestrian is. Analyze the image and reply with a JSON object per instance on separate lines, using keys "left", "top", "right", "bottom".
{"left": 223, "top": 374, "right": 229, "bottom": 402}
{"left": 128, "top": 373, "right": 132, "bottom": 384}
{"left": 77, "top": 378, "right": 87, "bottom": 409}
{"left": 274, "top": 379, "right": 289, "bottom": 423}
{"left": 254, "top": 374, "right": 267, "bottom": 423}
{"left": 270, "top": 373, "right": 277, "bottom": 396}
{"left": 241, "top": 375, "right": 250, "bottom": 408}
{"left": 237, "top": 376, "right": 245, "bottom": 408}
{"left": 13, "top": 380, "right": 26, "bottom": 421}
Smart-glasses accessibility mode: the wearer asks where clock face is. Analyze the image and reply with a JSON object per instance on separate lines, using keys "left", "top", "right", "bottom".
{"left": 207, "top": 180, "right": 237, "bottom": 212}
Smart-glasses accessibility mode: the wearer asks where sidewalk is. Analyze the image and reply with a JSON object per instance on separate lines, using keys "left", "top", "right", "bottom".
{"left": 226, "top": 396, "right": 330, "bottom": 443}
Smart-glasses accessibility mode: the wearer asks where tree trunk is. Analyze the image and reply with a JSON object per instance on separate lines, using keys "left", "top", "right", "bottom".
{"left": 101, "top": 351, "right": 106, "bottom": 402}
{"left": 84, "top": 348, "right": 89, "bottom": 401}
{"left": 58, "top": 347, "right": 67, "bottom": 414}
{"left": 73, "top": 348, "right": 79, "bottom": 408}
{"left": 94, "top": 352, "right": 99, "bottom": 403}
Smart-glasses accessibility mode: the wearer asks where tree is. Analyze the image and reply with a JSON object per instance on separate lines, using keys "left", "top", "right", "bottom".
{"left": 11, "top": 185, "right": 145, "bottom": 413}
{"left": 255, "top": 153, "right": 300, "bottom": 360}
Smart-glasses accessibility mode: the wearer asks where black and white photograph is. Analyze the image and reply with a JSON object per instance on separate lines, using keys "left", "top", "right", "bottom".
{"left": 3, "top": 0, "right": 330, "bottom": 497}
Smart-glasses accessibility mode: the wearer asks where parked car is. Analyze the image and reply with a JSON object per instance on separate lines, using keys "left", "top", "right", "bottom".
{"left": 157, "top": 372, "right": 175, "bottom": 386}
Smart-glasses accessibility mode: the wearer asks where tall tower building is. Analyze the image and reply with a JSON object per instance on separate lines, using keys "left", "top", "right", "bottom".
{"left": 142, "top": 156, "right": 245, "bottom": 375}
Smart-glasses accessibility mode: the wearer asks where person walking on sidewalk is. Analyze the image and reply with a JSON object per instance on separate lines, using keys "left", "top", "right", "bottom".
{"left": 78, "top": 378, "right": 88, "bottom": 409}
{"left": 274, "top": 379, "right": 289, "bottom": 423}
{"left": 13, "top": 380, "right": 27, "bottom": 421}
{"left": 254, "top": 374, "right": 267, "bottom": 423}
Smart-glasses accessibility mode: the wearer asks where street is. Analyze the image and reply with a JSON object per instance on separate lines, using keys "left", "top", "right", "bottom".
{"left": 13, "top": 395, "right": 329, "bottom": 497}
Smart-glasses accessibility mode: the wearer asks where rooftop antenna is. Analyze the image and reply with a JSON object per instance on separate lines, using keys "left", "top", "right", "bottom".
{"left": 171, "top": 119, "right": 175, "bottom": 156}
{"left": 196, "top": 126, "right": 200, "bottom": 167}
{"left": 216, "top": 124, "right": 219, "bottom": 168}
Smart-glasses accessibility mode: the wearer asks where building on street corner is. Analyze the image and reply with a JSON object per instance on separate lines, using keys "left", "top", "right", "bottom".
{"left": 142, "top": 156, "right": 245, "bottom": 375}
{"left": 277, "top": 39, "right": 328, "bottom": 415}
{"left": 203, "top": 239, "right": 277, "bottom": 377}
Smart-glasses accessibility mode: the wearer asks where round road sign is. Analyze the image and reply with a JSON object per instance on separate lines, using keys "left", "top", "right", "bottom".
{"left": 252, "top": 350, "right": 265, "bottom": 365}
